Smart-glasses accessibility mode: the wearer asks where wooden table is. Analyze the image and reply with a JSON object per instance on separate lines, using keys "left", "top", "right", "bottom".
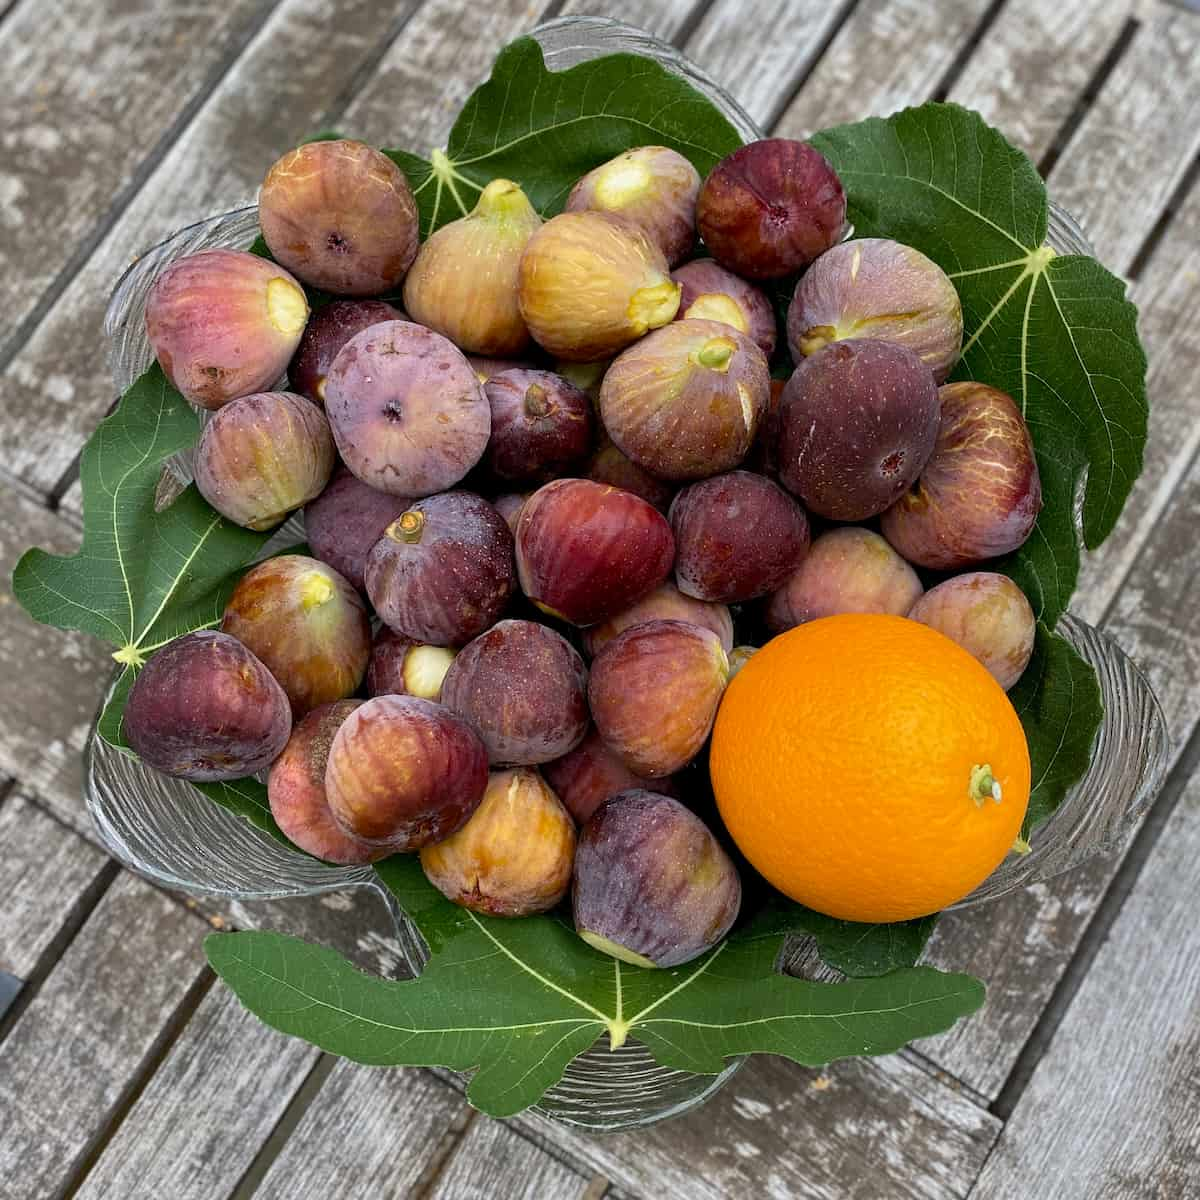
{"left": 1, "top": 0, "right": 1198, "bottom": 1195}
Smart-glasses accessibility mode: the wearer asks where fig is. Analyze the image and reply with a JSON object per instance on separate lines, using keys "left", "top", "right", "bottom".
{"left": 440, "top": 619, "right": 588, "bottom": 765}
{"left": 268, "top": 700, "right": 388, "bottom": 864}
{"left": 670, "top": 471, "right": 810, "bottom": 603}
{"left": 586, "top": 439, "right": 675, "bottom": 513}
{"left": 515, "top": 479, "right": 675, "bottom": 626}
{"left": 778, "top": 339, "right": 939, "bottom": 521}
{"left": 671, "top": 258, "right": 776, "bottom": 356}
{"left": 145, "top": 248, "right": 308, "bottom": 409}
{"left": 787, "top": 238, "right": 963, "bottom": 382}
{"left": 194, "top": 390, "right": 335, "bottom": 530}
{"left": 588, "top": 620, "right": 729, "bottom": 777}
{"left": 123, "top": 631, "right": 291, "bottom": 782}
{"left": 555, "top": 360, "right": 609, "bottom": 408}
{"left": 600, "top": 319, "right": 769, "bottom": 481}
{"left": 483, "top": 369, "right": 593, "bottom": 484}
{"left": 581, "top": 582, "right": 733, "bottom": 658}
{"left": 728, "top": 645, "right": 757, "bottom": 679}
{"left": 765, "top": 527, "right": 923, "bottom": 632}
{"left": 403, "top": 179, "right": 541, "bottom": 355}
{"left": 696, "top": 139, "right": 846, "bottom": 280}
{"left": 303, "top": 468, "right": 410, "bottom": 592}
{"left": 365, "top": 491, "right": 515, "bottom": 646}
{"left": 565, "top": 145, "right": 700, "bottom": 267}
{"left": 517, "top": 211, "right": 680, "bottom": 361}
{"left": 466, "top": 354, "right": 534, "bottom": 383}
{"left": 324, "top": 320, "right": 491, "bottom": 497}
{"left": 881, "top": 382, "right": 1043, "bottom": 569}
{"left": 492, "top": 492, "right": 527, "bottom": 533}
{"left": 288, "top": 299, "right": 404, "bottom": 404}
{"left": 747, "top": 377, "right": 786, "bottom": 477}
{"left": 366, "top": 628, "right": 456, "bottom": 700}
{"left": 259, "top": 138, "right": 418, "bottom": 295}
{"left": 544, "top": 728, "right": 680, "bottom": 826}
{"left": 573, "top": 790, "right": 740, "bottom": 968}
{"left": 325, "top": 694, "right": 487, "bottom": 849}
{"left": 419, "top": 768, "right": 576, "bottom": 916}
{"left": 221, "top": 555, "right": 370, "bottom": 718}
{"left": 908, "top": 572, "right": 1036, "bottom": 689}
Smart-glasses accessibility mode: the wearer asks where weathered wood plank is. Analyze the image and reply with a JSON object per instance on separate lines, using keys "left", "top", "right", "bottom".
{"left": 0, "top": 871, "right": 207, "bottom": 1199}
{"left": 555, "top": 0, "right": 698, "bottom": 40}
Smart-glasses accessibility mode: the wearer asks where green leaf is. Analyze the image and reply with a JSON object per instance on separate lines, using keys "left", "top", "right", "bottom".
{"left": 383, "top": 37, "right": 742, "bottom": 238}
{"left": 810, "top": 103, "right": 1147, "bottom": 628}
{"left": 207, "top": 857, "right": 983, "bottom": 1117}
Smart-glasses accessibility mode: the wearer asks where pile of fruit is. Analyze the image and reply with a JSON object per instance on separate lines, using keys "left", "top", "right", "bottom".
{"left": 125, "top": 132, "right": 1043, "bottom": 968}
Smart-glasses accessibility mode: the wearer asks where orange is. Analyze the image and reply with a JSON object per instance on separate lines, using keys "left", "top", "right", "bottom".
{"left": 710, "top": 613, "right": 1030, "bottom": 922}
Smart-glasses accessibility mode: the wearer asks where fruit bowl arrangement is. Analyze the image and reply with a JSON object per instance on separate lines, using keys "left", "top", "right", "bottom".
{"left": 17, "top": 18, "right": 1167, "bottom": 1129}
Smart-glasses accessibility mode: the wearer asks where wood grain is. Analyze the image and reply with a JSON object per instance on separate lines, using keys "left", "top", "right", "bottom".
{"left": 555, "top": 0, "right": 698, "bottom": 40}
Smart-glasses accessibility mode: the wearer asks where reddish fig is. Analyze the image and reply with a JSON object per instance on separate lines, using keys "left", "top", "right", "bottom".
{"left": 288, "top": 299, "right": 404, "bottom": 404}
{"left": 366, "top": 628, "right": 456, "bottom": 701}
{"left": 586, "top": 439, "right": 675, "bottom": 513}
{"left": 483, "top": 369, "right": 593, "bottom": 484}
{"left": 672, "top": 257, "right": 776, "bottom": 356}
{"left": 582, "top": 582, "right": 733, "bottom": 658}
{"left": 544, "top": 728, "right": 679, "bottom": 826}
{"left": 747, "top": 377, "right": 786, "bottom": 477}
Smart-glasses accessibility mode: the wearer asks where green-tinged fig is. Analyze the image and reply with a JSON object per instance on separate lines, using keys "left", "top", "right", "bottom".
{"left": 288, "top": 299, "right": 404, "bottom": 404}
{"left": 728, "top": 645, "right": 757, "bottom": 679}
{"left": 555, "top": 360, "right": 609, "bottom": 408}
{"left": 582, "top": 582, "right": 733, "bottom": 658}
{"left": 586, "top": 439, "right": 675, "bottom": 513}
{"left": 483, "top": 369, "right": 593, "bottom": 484}
{"left": 672, "top": 257, "right": 776, "bottom": 356}
{"left": 366, "top": 628, "right": 456, "bottom": 700}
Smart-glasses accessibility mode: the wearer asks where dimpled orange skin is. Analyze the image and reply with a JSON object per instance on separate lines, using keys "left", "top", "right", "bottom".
{"left": 710, "top": 613, "right": 1030, "bottom": 922}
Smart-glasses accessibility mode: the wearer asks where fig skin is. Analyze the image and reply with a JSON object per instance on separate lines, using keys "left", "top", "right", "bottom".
{"left": 517, "top": 211, "right": 681, "bottom": 361}
{"left": 492, "top": 492, "right": 527, "bottom": 533}
{"left": 581, "top": 582, "right": 734, "bottom": 658}
{"left": 404, "top": 179, "right": 542, "bottom": 355}
{"left": 586, "top": 439, "right": 675, "bottom": 514}
{"left": 670, "top": 471, "right": 810, "bottom": 603}
{"left": 778, "top": 339, "right": 940, "bottom": 521}
{"left": 303, "top": 468, "right": 411, "bottom": 593}
{"left": 573, "top": 789, "right": 741, "bottom": 969}
{"left": 325, "top": 694, "right": 488, "bottom": 849}
{"left": 123, "top": 631, "right": 291, "bottom": 782}
{"left": 765, "top": 527, "right": 923, "bottom": 633}
{"left": 588, "top": 619, "right": 729, "bottom": 777}
{"left": 419, "top": 768, "right": 576, "bottom": 916}
{"left": 259, "top": 138, "right": 418, "bottom": 296}
{"left": 221, "top": 555, "right": 370, "bottom": 718}
{"left": 145, "top": 248, "right": 309, "bottom": 410}
{"left": 288, "top": 299, "right": 404, "bottom": 405}
{"left": 697, "top": 139, "right": 846, "bottom": 280}
{"left": 195, "top": 391, "right": 335, "bottom": 530}
{"left": 365, "top": 491, "right": 516, "bottom": 646}
{"left": 565, "top": 145, "right": 700, "bottom": 267}
{"left": 881, "top": 381, "right": 1043, "bottom": 569}
{"left": 466, "top": 354, "right": 535, "bottom": 383}
{"left": 747, "top": 377, "right": 786, "bottom": 478}
{"left": 544, "top": 728, "right": 680, "bottom": 826}
{"left": 908, "top": 572, "right": 1036, "bottom": 690}
{"left": 324, "top": 320, "right": 491, "bottom": 497}
{"left": 268, "top": 700, "right": 388, "bottom": 864}
{"left": 788, "top": 238, "right": 963, "bottom": 383}
{"left": 515, "top": 479, "right": 676, "bottom": 626}
{"left": 600, "top": 319, "right": 770, "bottom": 481}
{"left": 555, "top": 360, "right": 610, "bottom": 409}
{"left": 440, "top": 619, "right": 588, "bottom": 766}
{"left": 671, "top": 258, "right": 776, "bottom": 356}
{"left": 483, "top": 369, "right": 593, "bottom": 484}
{"left": 366, "top": 628, "right": 456, "bottom": 701}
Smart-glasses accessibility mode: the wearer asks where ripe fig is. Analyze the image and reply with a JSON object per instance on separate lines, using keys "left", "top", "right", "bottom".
{"left": 325, "top": 695, "right": 488, "bottom": 849}
{"left": 483, "top": 369, "right": 593, "bottom": 484}
{"left": 746, "top": 377, "right": 786, "bottom": 478}
{"left": 600, "top": 319, "right": 769, "bottom": 481}
{"left": 466, "top": 354, "right": 535, "bottom": 383}
{"left": 696, "top": 139, "right": 846, "bottom": 280}
{"left": 778, "top": 339, "right": 939, "bottom": 520}
{"left": 565, "top": 146, "right": 700, "bottom": 266}
{"left": 670, "top": 471, "right": 810, "bottom": 603}
{"left": 365, "top": 491, "right": 515, "bottom": 646}
{"left": 492, "top": 492, "right": 527, "bottom": 533}
{"left": 440, "top": 619, "right": 588, "bottom": 765}
{"left": 728, "top": 645, "right": 757, "bottom": 679}
{"left": 788, "top": 238, "right": 963, "bottom": 382}
{"left": 588, "top": 620, "right": 729, "bottom": 777}
{"left": 123, "top": 631, "right": 291, "bottom": 782}
{"left": 268, "top": 700, "right": 388, "bottom": 864}
{"left": 517, "top": 211, "right": 681, "bottom": 361}
{"left": 908, "top": 572, "right": 1036, "bottom": 690}
{"left": 366, "top": 628, "right": 456, "bottom": 701}
{"left": 586, "top": 439, "right": 675, "bottom": 513}
{"left": 419, "top": 768, "right": 576, "bottom": 916}
{"left": 672, "top": 257, "right": 776, "bottom": 356}
{"left": 324, "top": 320, "right": 491, "bottom": 497}
{"left": 765, "top": 527, "right": 922, "bottom": 632}
{"left": 288, "top": 299, "right": 404, "bottom": 404}
{"left": 195, "top": 391, "right": 335, "bottom": 530}
{"left": 581, "top": 582, "right": 733, "bottom": 658}
{"left": 145, "top": 248, "right": 308, "bottom": 409}
{"left": 573, "top": 790, "right": 741, "bottom": 968}
{"left": 555, "top": 360, "right": 610, "bottom": 408}
{"left": 259, "top": 138, "right": 418, "bottom": 295}
{"left": 881, "top": 382, "right": 1043, "bottom": 569}
{"left": 515, "top": 479, "right": 675, "bottom": 626}
{"left": 221, "top": 555, "right": 370, "bottom": 718}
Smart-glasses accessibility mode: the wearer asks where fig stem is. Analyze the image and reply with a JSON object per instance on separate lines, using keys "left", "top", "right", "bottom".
{"left": 298, "top": 571, "right": 335, "bottom": 611}
{"left": 388, "top": 510, "right": 426, "bottom": 544}
{"left": 265, "top": 276, "right": 309, "bottom": 335}
{"left": 523, "top": 384, "right": 551, "bottom": 418}
{"left": 474, "top": 177, "right": 538, "bottom": 226}
{"left": 627, "top": 281, "right": 681, "bottom": 334}
{"left": 968, "top": 763, "right": 1002, "bottom": 806}
{"left": 694, "top": 336, "right": 736, "bottom": 372}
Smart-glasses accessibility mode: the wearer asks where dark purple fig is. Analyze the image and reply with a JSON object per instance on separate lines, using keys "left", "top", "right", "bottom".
{"left": 365, "top": 628, "right": 456, "bottom": 701}
{"left": 483, "top": 369, "right": 593, "bottom": 484}
{"left": 746, "top": 377, "right": 786, "bottom": 478}
{"left": 492, "top": 493, "right": 527, "bottom": 534}
{"left": 581, "top": 582, "right": 733, "bottom": 658}
{"left": 586, "top": 439, "right": 675, "bottom": 513}
{"left": 288, "top": 299, "right": 404, "bottom": 404}
{"left": 672, "top": 257, "right": 776, "bottom": 356}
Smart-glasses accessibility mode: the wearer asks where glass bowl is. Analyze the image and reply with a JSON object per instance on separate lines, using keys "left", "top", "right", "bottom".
{"left": 87, "top": 15, "right": 1168, "bottom": 1131}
